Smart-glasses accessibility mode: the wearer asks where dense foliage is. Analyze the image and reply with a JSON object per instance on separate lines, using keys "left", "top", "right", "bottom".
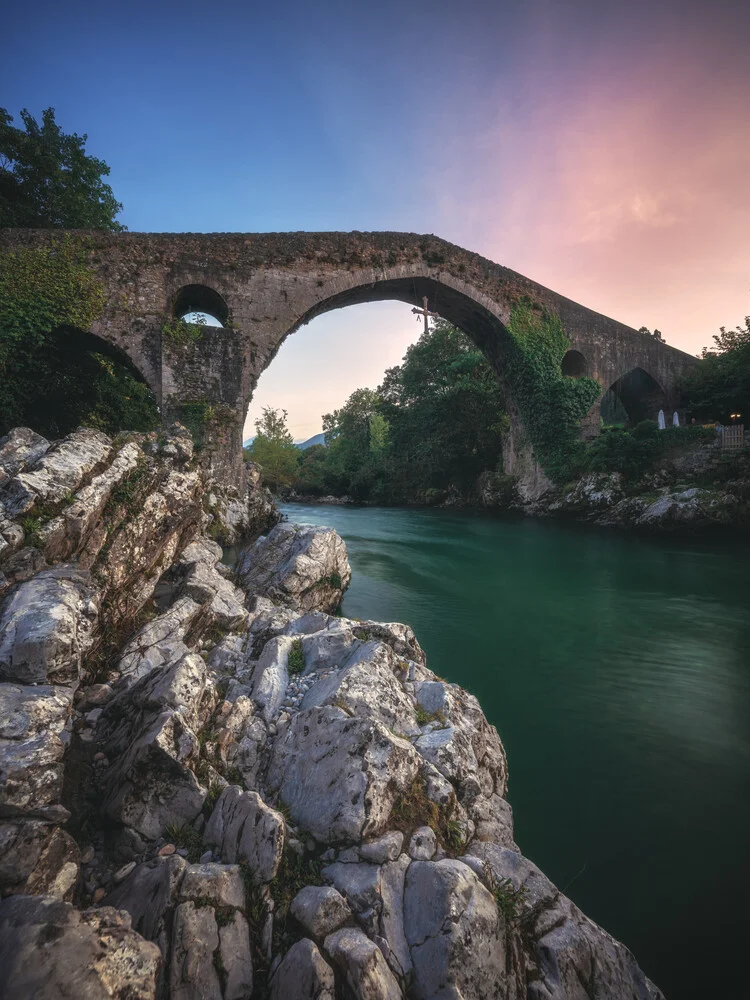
{"left": 585, "top": 421, "right": 716, "bottom": 479}
{"left": 0, "top": 107, "right": 124, "bottom": 230}
{"left": 247, "top": 320, "right": 510, "bottom": 502}
{"left": 679, "top": 317, "right": 750, "bottom": 423}
{"left": 247, "top": 407, "right": 300, "bottom": 490}
{"left": 0, "top": 238, "right": 159, "bottom": 438}
{"left": 504, "top": 303, "right": 601, "bottom": 481}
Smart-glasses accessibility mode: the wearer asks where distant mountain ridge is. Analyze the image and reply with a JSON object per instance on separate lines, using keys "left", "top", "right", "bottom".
{"left": 297, "top": 433, "right": 325, "bottom": 450}
{"left": 243, "top": 433, "right": 325, "bottom": 450}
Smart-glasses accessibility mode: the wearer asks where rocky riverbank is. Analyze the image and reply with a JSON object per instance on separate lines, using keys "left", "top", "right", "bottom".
{"left": 0, "top": 425, "right": 662, "bottom": 999}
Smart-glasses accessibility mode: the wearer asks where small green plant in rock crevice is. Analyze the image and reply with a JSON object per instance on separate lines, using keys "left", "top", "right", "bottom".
{"left": 390, "top": 774, "right": 466, "bottom": 856}
{"left": 483, "top": 862, "right": 528, "bottom": 923}
{"left": 287, "top": 638, "right": 305, "bottom": 675}
{"left": 164, "top": 822, "right": 204, "bottom": 862}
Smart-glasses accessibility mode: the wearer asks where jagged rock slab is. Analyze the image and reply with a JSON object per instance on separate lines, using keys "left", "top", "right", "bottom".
{"left": 237, "top": 522, "right": 351, "bottom": 612}
{"left": 1, "top": 427, "right": 112, "bottom": 519}
{"left": 117, "top": 596, "right": 202, "bottom": 683}
{"left": 204, "top": 785, "right": 284, "bottom": 883}
{"left": 0, "top": 894, "right": 160, "bottom": 1000}
{"left": 324, "top": 926, "right": 402, "bottom": 1000}
{"left": 0, "top": 427, "right": 50, "bottom": 487}
{"left": 178, "top": 538, "right": 248, "bottom": 630}
{"left": 465, "top": 843, "right": 664, "bottom": 1000}
{"left": 270, "top": 937, "right": 335, "bottom": 1000}
{"left": 102, "top": 709, "right": 205, "bottom": 840}
{"left": 0, "top": 682, "right": 73, "bottom": 818}
{"left": 404, "top": 858, "right": 505, "bottom": 1000}
{"left": 300, "top": 639, "right": 420, "bottom": 738}
{"left": 0, "top": 564, "right": 98, "bottom": 685}
{"left": 266, "top": 706, "right": 421, "bottom": 844}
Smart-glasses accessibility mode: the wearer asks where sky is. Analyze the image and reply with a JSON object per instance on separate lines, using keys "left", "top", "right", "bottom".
{"left": 4, "top": 0, "right": 749, "bottom": 439}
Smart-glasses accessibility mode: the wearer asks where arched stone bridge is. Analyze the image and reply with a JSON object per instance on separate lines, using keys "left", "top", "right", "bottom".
{"left": 0, "top": 229, "right": 697, "bottom": 496}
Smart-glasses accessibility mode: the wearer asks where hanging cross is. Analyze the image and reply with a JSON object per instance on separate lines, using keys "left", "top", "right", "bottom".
{"left": 411, "top": 295, "right": 439, "bottom": 335}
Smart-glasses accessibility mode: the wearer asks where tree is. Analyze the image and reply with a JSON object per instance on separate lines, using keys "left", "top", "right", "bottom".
{"left": 249, "top": 407, "right": 300, "bottom": 489}
{"left": 0, "top": 107, "right": 124, "bottom": 230}
{"left": 679, "top": 317, "right": 750, "bottom": 422}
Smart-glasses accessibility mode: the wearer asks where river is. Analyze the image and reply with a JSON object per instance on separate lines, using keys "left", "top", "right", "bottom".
{"left": 243, "top": 503, "right": 750, "bottom": 998}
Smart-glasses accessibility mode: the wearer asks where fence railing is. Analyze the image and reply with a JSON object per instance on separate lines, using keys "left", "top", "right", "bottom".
{"left": 721, "top": 424, "right": 745, "bottom": 451}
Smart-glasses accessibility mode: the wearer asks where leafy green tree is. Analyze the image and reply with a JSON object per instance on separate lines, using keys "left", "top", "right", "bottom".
{"left": 249, "top": 407, "right": 300, "bottom": 489}
{"left": 679, "top": 317, "right": 750, "bottom": 422}
{"left": 379, "top": 318, "right": 508, "bottom": 495}
{"left": 0, "top": 107, "right": 124, "bottom": 230}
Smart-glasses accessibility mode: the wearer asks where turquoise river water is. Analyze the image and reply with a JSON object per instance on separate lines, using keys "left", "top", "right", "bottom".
{"left": 270, "top": 503, "right": 750, "bottom": 1000}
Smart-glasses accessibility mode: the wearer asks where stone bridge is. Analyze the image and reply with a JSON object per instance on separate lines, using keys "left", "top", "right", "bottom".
{"left": 0, "top": 229, "right": 697, "bottom": 496}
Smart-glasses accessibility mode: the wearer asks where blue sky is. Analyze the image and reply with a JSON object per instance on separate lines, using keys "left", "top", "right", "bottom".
{"left": 5, "top": 0, "right": 749, "bottom": 437}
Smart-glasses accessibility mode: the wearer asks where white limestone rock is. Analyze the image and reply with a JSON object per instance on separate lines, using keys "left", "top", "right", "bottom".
{"left": 408, "top": 827, "right": 437, "bottom": 861}
{"left": 0, "top": 683, "right": 73, "bottom": 817}
{"left": 117, "top": 596, "right": 202, "bottom": 683}
{"left": 378, "top": 853, "right": 412, "bottom": 980}
{"left": 203, "top": 786, "right": 284, "bottom": 883}
{"left": 237, "top": 522, "right": 351, "bottom": 613}
{"left": 360, "top": 831, "right": 404, "bottom": 864}
{"left": 0, "top": 565, "right": 98, "bottom": 685}
{"left": 404, "top": 858, "right": 505, "bottom": 1000}
{"left": 300, "top": 640, "right": 420, "bottom": 738}
{"left": 0, "top": 427, "right": 50, "bottom": 487}
{"left": 465, "top": 842, "right": 664, "bottom": 1000}
{"left": 250, "top": 634, "right": 295, "bottom": 721}
{"left": 179, "top": 863, "right": 246, "bottom": 910}
{"left": 102, "top": 710, "right": 205, "bottom": 840}
{"left": 170, "top": 900, "right": 222, "bottom": 1000}
{"left": 324, "top": 926, "right": 402, "bottom": 1000}
{"left": 290, "top": 885, "right": 352, "bottom": 939}
{"left": 41, "top": 441, "right": 142, "bottom": 559}
{"left": 0, "top": 894, "right": 160, "bottom": 1000}
{"left": 178, "top": 538, "right": 248, "bottom": 630}
{"left": 1, "top": 427, "right": 112, "bottom": 519}
{"left": 270, "top": 938, "right": 335, "bottom": 1000}
{"left": 266, "top": 706, "right": 421, "bottom": 844}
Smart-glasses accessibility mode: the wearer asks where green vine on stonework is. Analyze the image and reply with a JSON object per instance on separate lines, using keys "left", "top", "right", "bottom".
{"left": 162, "top": 315, "right": 206, "bottom": 347}
{"left": 0, "top": 236, "right": 105, "bottom": 364}
{"left": 175, "top": 400, "right": 236, "bottom": 449}
{"left": 505, "top": 302, "right": 601, "bottom": 481}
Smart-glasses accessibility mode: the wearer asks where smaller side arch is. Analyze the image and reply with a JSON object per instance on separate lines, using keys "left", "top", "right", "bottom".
{"left": 171, "top": 284, "right": 229, "bottom": 326}
{"left": 601, "top": 367, "right": 668, "bottom": 425}
{"left": 561, "top": 349, "right": 588, "bottom": 377}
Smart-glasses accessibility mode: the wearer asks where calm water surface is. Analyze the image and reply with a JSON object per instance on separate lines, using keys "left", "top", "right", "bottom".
{"left": 270, "top": 503, "right": 750, "bottom": 1000}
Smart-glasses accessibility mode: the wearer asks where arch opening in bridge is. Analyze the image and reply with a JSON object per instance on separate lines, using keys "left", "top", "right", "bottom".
{"left": 561, "top": 349, "right": 588, "bottom": 377}
{"left": 1, "top": 325, "right": 160, "bottom": 440}
{"left": 172, "top": 284, "right": 228, "bottom": 328}
{"left": 288, "top": 274, "right": 514, "bottom": 373}
{"left": 601, "top": 367, "right": 668, "bottom": 426}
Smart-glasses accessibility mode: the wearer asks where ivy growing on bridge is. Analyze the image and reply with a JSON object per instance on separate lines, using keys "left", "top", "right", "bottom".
{"left": 0, "top": 236, "right": 105, "bottom": 348}
{"left": 0, "top": 237, "right": 159, "bottom": 437}
{"left": 505, "top": 302, "right": 601, "bottom": 481}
